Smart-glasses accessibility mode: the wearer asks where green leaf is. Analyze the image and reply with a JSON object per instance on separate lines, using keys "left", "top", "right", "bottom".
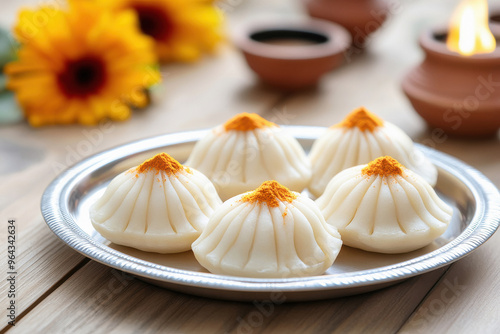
{"left": 0, "top": 27, "right": 22, "bottom": 125}
{"left": 0, "top": 73, "right": 6, "bottom": 91}
{"left": 0, "top": 91, "right": 23, "bottom": 124}
{"left": 0, "top": 27, "right": 17, "bottom": 69}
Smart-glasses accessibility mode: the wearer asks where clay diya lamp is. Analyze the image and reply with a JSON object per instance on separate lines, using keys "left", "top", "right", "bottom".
{"left": 233, "top": 19, "right": 351, "bottom": 90}
{"left": 402, "top": 0, "right": 500, "bottom": 137}
{"left": 303, "top": 0, "right": 390, "bottom": 47}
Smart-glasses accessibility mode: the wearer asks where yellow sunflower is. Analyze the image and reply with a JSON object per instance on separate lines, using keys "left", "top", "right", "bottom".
{"left": 5, "top": 1, "right": 160, "bottom": 126}
{"left": 103, "top": 0, "right": 224, "bottom": 62}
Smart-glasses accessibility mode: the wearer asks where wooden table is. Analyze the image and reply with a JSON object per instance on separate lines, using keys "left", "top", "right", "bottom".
{"left": 1, "top": 0, "right": 499, "bottom": 333}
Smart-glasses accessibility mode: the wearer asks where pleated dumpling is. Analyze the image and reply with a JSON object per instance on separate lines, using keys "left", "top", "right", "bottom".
{"left": 316, "top": 156, "right": 452, "bottom": 254}
{"left": 90, "top": 153, "right": 222, "bottom": 253}
{"left": 185, "top": 113, "right": 311, "bottom": 200}
{"left": 192, "top": 181, "right": 342, "bottom": 278}
{"left": 309, "top": 107, "right": 437, "bottom": 197}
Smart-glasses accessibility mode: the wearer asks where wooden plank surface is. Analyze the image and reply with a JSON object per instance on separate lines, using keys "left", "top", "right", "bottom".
{"left": 399, "top": 230, "right": 500, "bottom": 334}
{"left": 1, "top": 0, "right": 500, "bottom": 333}
{"left": 8, "top": 261, "right": 447, "bottom": 334}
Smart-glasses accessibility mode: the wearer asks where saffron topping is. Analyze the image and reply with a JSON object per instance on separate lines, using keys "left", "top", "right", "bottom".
{"left": 241, "top": 181, "right": 297, "bottom": 207}
{"left": 136, "top": 153, "right": 188, "bottom": 175}
{"left": 336, "top": 107, "right": 384, "bottom": 132}
{"left": 224, "top": 113, "right": 276, "bottom": 131}
{"left": 362, "top": 156, "right": 405, "bottom": 177}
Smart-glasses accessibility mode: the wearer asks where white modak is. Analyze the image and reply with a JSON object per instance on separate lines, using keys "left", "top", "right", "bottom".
{"left": 308, "top": 107, "right": 437, "bottom": 198}
{"left": 185, "top": 113, "right": 311, "bottom": 200}
{"left": 316, "top": 156, "right": 452, "bottom": 254}
{"left": 89, "top": 153, "right": 222, "bottom": 253}
{"left": 192, "top": 181, "right": 342, "bottom": 278}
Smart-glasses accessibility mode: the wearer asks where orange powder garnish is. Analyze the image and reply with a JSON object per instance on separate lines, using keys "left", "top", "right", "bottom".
{"left": 335, "top": 107, "right": 383, "bottom": 132}
{"left": 241, "top": 180, "right": 297, "bottom": 207}
{"left": 136, "top": 153, "right": 188, "bottom": 175}
{"left": 362, "top": 156, "right": 405, "bottom": 177}
{"left": 224, "top": 113, "right": 276, "bottom": 131}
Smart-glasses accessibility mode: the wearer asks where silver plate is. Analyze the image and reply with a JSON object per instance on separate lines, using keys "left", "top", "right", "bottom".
{"left": 41, "top": 126, "right": 500, "bottom": 301}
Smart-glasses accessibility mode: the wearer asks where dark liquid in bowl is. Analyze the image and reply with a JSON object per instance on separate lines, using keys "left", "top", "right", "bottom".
{"left": 250, "top": 29, "right": 329, "bottom": 46}
{"left": 262, "top": 39, "right": 320, "bottom": 46}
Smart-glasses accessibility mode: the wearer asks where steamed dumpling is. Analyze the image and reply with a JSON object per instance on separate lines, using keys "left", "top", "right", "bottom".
{"left": 90, "top": 153, "right": 222, "bottom": 253}
{"left": 316, "top": 156, "right": 452, "bottom": 254}
{"left": 309, "top": 107, "right": 437, "bottom": 197}
{"left": 192, "top": 181, "right": 342, "bottom": 278}
{"left": 185, "top": 113, "right": 311, "bottom": 200}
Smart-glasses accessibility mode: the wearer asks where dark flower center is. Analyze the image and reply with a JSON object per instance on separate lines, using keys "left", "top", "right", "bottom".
{"left": 57, "top": 56, "right": 107, "bottom": 98}
{"left": 133, "top": 4, "right": 173, "bottom": 41}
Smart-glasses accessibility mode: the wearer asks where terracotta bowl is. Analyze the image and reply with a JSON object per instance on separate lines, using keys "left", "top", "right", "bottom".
{"left": 303, "top": 0, "right": 390, "bottom": 47}
{"left": 402, "top": 29, "right": 500, "bottom": 138}
{"left": 233, "top": 19, "right": 351, "bottom": 90}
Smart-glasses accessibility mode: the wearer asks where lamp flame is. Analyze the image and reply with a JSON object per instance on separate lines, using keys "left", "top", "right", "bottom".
{"left": 446, "top": 0, "right": 496, "bottom": 56}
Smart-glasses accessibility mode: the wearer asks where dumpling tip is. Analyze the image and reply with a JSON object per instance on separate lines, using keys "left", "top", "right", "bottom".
{"left": 335, "top": 107, "right": 383, "bottom": 132}
{"left": 224, "top": 112, "right": 277, "bottom": 132}
{"left": 136, "top": 153, "right": 190, "bottom": 175}
{"left": 241, "top": 180, "right": 297, "bottom": 207}
{"left": 362, "top": 156, "right": 405, "bottom": 177}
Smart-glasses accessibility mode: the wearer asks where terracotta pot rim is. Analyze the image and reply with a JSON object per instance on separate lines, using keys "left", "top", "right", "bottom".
{"left": 420, "top": 27, "right": 500, "bottom": 63}
{"left": 232, "top": 18, "right": 351, "bottom": 61}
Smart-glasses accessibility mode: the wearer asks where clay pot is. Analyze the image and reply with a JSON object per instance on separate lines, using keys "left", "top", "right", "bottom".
{"left": 233, "top": 19, "right": 351, "bottom": 90}
{"left": 303, "top": 0, "right": 390, "bottom": 47}
{"left": 402, "top": 29, "right": 500, "bottom": 137}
